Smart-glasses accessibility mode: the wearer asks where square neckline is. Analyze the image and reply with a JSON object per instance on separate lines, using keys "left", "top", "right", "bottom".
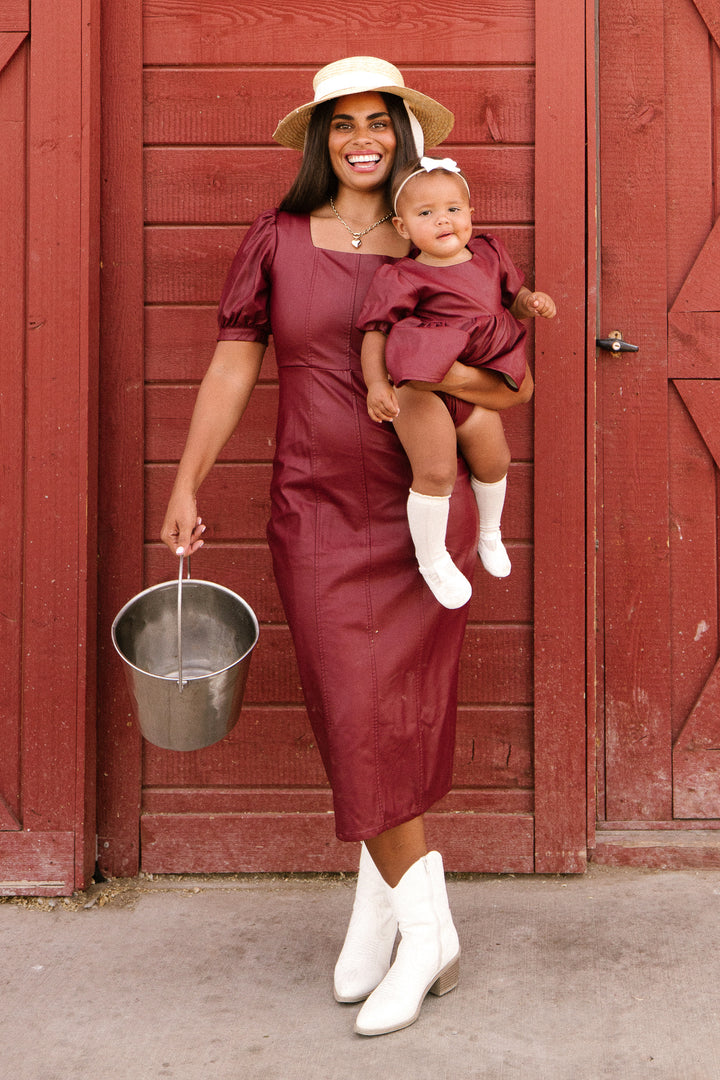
{"left": 306, "top": 213, "right": 402, "bottom": 258}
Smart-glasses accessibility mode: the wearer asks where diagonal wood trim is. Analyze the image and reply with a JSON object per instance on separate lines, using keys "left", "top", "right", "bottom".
{"left": 670, "top": 214, "right": 720, "bottom": 313}
{"left": 674, "top": 379, "right": 720, "bottom": 467}
{"left": 674, "top": 657, "right": 720, "bottom": 754}
{"left": 0, "top": 31, "right": 27, "bottom": 72}
{"left": 669, "top": 313, "right": 720, "bottom": 378}
{"left": 693, "top": 0, "right": 720, "bottom": 49}
{"left": 0, "top": 795, "right": 20, "bottom": 830}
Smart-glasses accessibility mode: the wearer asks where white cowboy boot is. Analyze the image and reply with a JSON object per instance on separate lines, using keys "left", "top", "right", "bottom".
{"left": 354, "top": 850, "right": 460, "bottom": 1036}
{"left": 333, "top": 843, "right": 398, "bottom": 1003}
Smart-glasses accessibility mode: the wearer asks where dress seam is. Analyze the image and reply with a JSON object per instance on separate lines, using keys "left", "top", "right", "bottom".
{"left": 349, "top": 257, "right": 386, "bottom": 828}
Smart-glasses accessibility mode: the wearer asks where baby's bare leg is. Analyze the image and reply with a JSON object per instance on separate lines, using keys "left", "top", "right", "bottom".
{"left": 393, "top": 385, "right": 458, "bottom": 495}
{"left": 457, "top": 405, "right": 512, "bottom": 578}
{"left": 455, "top": 404, "right": 510, "bottom": 483}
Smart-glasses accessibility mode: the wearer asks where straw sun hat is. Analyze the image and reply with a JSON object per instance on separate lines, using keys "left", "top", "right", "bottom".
{"left": 272, "top": 56, "right": 454, "bottom": 152}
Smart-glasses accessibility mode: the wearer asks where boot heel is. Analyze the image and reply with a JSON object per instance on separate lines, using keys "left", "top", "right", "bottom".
{"left": 428, "top": 953, "right": 460, "bottom": 997}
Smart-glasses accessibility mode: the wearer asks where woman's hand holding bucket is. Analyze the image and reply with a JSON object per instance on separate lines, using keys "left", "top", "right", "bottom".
{"left": 160, "top": 491, "right": 206, "bottom": 558}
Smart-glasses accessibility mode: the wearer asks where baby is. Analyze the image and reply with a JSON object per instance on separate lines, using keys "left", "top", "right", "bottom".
{"left": 357, "top": 156, "right": 556, "bottom": 608}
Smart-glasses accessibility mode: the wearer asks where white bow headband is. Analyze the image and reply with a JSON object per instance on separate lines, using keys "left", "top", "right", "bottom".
{"left": 393, "top": 156, "right": 470, "bottom": 214}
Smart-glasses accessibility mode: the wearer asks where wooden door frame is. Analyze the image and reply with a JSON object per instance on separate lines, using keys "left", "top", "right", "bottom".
{"left": 97, "top": 0, "right": 592, "bottom": 877}
{"left": 533, "top": 0, "right": 592, "bottom": 872}
{"left": 96, "top": 0, "right": 145, "bottom": 878}
{"left": 0, "top": 0, "right": 100, "bottom": 896}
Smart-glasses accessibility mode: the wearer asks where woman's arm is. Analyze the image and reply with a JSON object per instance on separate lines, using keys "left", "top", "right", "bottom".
{"left": 409, "top": 361, "right": 534, "bottom": 411}
{"left": 160, "top": 339, "right": 266, "bottom": 555}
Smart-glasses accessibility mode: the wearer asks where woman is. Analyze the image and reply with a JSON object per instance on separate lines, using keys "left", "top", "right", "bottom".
{"left": 161, "top": 57, "right": 533, "bottom": 1037}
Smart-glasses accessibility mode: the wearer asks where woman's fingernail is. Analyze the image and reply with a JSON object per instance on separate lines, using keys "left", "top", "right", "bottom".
{"left": 176, "top": 546, "right": 184, "bottom": 556}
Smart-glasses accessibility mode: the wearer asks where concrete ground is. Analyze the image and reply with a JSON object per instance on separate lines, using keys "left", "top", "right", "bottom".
{"left": 2, "top": 865, "right": 720, "bottom": 1080}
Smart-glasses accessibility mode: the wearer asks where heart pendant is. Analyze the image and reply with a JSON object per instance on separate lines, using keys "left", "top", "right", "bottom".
{"left": 351, "top": 238, "right": 362, "bottom": 248}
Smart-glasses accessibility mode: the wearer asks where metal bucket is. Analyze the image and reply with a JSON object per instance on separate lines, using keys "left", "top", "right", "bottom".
{"left": 111, "top": 558, "right": 259, "bottom": 751}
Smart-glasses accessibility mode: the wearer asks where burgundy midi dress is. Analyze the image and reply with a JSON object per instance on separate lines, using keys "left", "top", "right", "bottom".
{"left": 356, "top": 234, "right": 527, "bottom": 391}
{"left": 217, "top": 208, "right": 478, "bottom": 842}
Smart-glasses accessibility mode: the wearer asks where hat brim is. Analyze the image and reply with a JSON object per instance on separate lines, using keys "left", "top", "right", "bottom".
{"left": 273, "top": 84, "right": 454, "bottom": 151}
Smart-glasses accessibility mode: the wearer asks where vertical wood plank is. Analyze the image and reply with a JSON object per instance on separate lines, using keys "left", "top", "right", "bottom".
{"left": 585, "top": 0, "right": 600, "bottom": 851}
{"left": 21, "top": 0, "right": 99, "bottom": 885}
{"left": 0, "top": 37, "right": 27, "bottom": 828}
{"left": 96, "top": 0, "right": 145, "bottom": 877}
{"left": 533, "top": 0, "right": 589, "bottom": 872}
{"left": 75, "top": 0, "right": 101, "bottom": 889}
{"left": 598, "top": 0, "right": 672, "bottom": 821}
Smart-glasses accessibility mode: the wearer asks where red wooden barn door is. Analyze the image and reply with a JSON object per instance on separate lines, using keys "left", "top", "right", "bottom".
{"left": 594, "top": 0, "right": 720, "bottom": 865}
{"left": 0, "top": 1, "right": 99, "bottom": 896}
{"left": 98, "top": 1, "right": 588, "bottom": 876}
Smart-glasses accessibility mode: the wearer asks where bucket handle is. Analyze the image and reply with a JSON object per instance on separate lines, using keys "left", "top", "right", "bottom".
{"left": 177, "top": 554, "right": 191, "bottom": 692}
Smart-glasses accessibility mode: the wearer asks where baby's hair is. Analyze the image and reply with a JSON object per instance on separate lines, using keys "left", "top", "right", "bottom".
{"left": 392, "top": 157, "right": 471, "bottom": 215}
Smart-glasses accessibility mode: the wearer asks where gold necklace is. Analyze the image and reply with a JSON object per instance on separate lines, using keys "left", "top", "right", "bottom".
{"left": 329, "top": 195, "right": 392, "bottom": 248}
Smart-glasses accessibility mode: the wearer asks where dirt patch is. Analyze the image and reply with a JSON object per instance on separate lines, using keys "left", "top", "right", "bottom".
{"left": 0, "top": 876, "right": 143, "bottom": 912}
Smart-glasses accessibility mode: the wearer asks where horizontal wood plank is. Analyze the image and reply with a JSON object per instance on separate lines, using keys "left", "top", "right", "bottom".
{"left": 144, "top": 146, "right": 534, "bottom": 225}
{"left": 459, "top": 625, "right": 533, "bottom": 704}
{"left": 0, "top": 831, "right": 75, "bottom": 895}
{"left": 144, "top": 66, "right": 534, "bottom": 147}
{"left": 141, "top": 786, "right": 533, "bottom": 815}
{"left": 145, "top": 225, "right": 534, "bottom": 304}
{"left": 144, "top": 305, "right": 278, "bottom": 381}
{"left": 140, "top": 810, "right": 534, "bottom": 873}
{"left": 144, "top": 542, "right": 286, "bottom": 622}
{"left": 141, "top": 705, "right": 533, "bottom": 789}
{"left": 144, "top": 461, "right": 534, "bottom": 541}
{"left": 145, "top": 383, "right": 278, "bottom": 461}
{"left": 144, "top": 540, "right": 534, "bottom": 627}
{"left": 0, "top": 4, "right": 28, "bottom": 33}
{"left": 142, "top": 4, "right": 535, "bottom": 66}
{"left": 145, "top": 382, "right": 534, "bottom": 463}
{"left": 592, "top": 830, "right": 720, "bottom": 869}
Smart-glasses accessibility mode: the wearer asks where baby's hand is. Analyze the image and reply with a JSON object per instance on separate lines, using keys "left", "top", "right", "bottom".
{"left": 366, "top": 379, "right": 400, "bottom": 423}
{"left": 525, "top": 291, "right": 557, "bottom": 319}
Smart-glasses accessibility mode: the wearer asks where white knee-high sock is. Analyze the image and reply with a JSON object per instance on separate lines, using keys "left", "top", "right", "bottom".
{"left": 470, "top": 475, "right": 507, "bottom": 535}
{"left": 406, "top": 489, "right": 450, "bottom": 568}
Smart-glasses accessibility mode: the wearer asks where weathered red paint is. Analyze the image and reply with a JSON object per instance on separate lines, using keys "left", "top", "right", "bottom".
{"left": 0, "top": 0, "right": 100, "bottom": 895}
{"left": 593, "top": 0, "right": 720, "bottom": 866}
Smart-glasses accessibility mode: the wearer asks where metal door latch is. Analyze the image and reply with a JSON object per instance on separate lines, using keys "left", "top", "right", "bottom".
{"left": 596, "top": 330, "right": 639, "bottom": 353}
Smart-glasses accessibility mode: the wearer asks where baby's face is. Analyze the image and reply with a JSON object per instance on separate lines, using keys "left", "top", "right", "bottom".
{"left": 393, "top": 172, "right": 474, "bottom": 264}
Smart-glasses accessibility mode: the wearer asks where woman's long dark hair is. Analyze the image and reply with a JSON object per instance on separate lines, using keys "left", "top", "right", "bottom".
{"left": 278, "top": 93, "right": 418, "bottom": 214}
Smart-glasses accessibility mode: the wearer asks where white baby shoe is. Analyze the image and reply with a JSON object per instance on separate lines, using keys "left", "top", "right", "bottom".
{"left": 477, "top": 530, "right": 511, "bottom": 578}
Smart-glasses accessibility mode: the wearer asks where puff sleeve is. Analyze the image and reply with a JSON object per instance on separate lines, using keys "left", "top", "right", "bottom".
{"left": 356, "top": 263, "right": 420, "bottom": 336}
{"left": 217, "top": 208, "right": 278, "bottom": 343}
{"left": 471, "top": 234, "right": 525, "bottom": 309}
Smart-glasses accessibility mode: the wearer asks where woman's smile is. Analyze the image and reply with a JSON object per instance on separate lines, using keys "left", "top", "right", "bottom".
{"left": 329, "top": 91, "right": 397, "bottom": 188}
